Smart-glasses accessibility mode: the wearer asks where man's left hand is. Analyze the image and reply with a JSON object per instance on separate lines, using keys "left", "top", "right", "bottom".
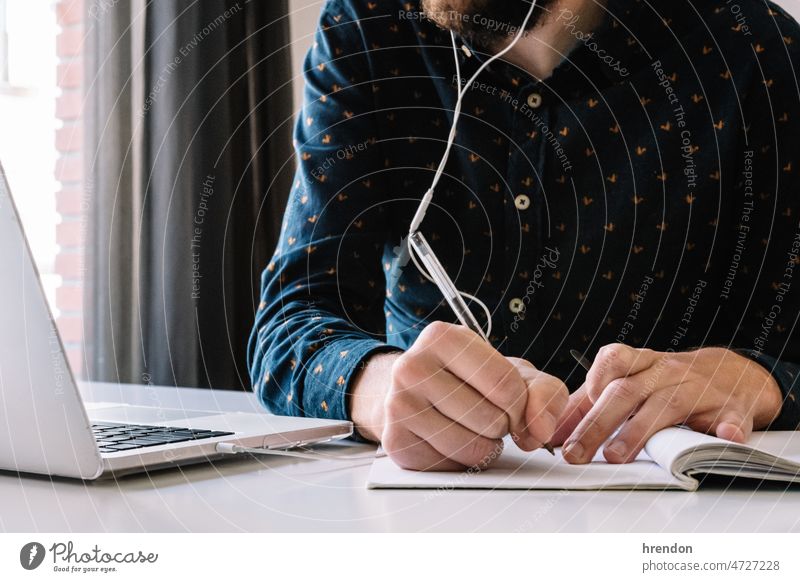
{"left": 551, "top": 344, "right": 784, "bottom": 464}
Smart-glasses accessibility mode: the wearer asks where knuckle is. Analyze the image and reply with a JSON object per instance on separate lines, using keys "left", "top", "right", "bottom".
{"left": 391, "top": 353, "right": 424, "bottom": 386}
{"left": 606, "top": 378, "right": 639, "bottom": 402}
{"left": 546, "top": 377, "right": 570, "bottom": 401}
{"left": 586, "top": 380, "right": 605, "bottom": 402}
{"left": 476, "top": 406, "right": 509, "bottom": 439}
{"left": 489, "top": 368, "right": 525, "bottom": 410}
{"left": 597, "top": 343, "right": 631, "bottom": 373}
{"left": 653, "top": 388, "right": 684, "bottom": 413}
{"left": 660, "top": 354, "right": 681, "bottom": 372}
{"left": 571, "top": 414, "right": 605, "bottom": 443}
{"left": 418, "top": 320, "right": 452, "bottom": 345}
{"left": 530, "top": 375, "right": 569, "bottom": 408}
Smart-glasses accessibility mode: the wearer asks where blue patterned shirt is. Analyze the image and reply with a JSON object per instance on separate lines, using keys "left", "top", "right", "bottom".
{"left": 249, "top": 0, "right": 800, "bottom": 431}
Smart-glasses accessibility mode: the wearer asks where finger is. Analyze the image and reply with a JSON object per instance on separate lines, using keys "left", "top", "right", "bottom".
{"left": 403, "top": 402, "right": 505, "bottom": 468}
{"left": 424, "top": 367, "right": 510, "bottom": 440}
{"left": 712, "top": 409, "right": 753, "bottom": 444}
{"left": 392, "top": 352, "right": 511, "bottom": 439}
{"left": 603, "top": 386, "right": 689, "bottom": 463}
{"left": 563, "top": 369, "right": 652, "bottom": 464}
{"left": 551, "top": 384, "right": 593, "bottom": 446}
{"left": 518, "top": 369, "right": 569, "bottom": 450}
{"left": 585, "top": 344, "right": 661, "bottom": 403}
{"left": 382, "top": 426, "right": 465, "bottom": 472}
{"left": 411, "top": 322, "right": 528, "bottom": 431}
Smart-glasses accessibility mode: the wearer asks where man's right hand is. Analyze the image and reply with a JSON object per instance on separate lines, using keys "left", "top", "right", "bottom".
{"left": 351, "top": 321, "right": 568, "bottom": 471}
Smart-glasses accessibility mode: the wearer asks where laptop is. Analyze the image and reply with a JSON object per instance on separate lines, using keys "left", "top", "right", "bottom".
{"left": 0, "top": 162, "right": 353, "bottom": 480}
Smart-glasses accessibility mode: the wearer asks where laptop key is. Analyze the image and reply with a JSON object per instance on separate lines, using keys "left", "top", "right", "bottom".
{"left": 123, "top": 439, "right": 165, "bottom": 447}
{"left": 101, "top": 435, "right": 135, "bottom": 442}
{"left": 102, "top": 443, "right": 142, "bottom": 451}
{"left": 137, "top": 435, "right": 192, "bottom": 444}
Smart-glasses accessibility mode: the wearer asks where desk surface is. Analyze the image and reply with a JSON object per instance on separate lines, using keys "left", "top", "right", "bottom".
{"left": 1, "top": 382, "right": 798, "bottom": 533}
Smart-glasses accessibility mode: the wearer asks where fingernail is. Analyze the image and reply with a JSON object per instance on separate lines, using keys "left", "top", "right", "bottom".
{"left": 563, "top": 441, "right": 584, "bottom": 461}
{"left": 606, "top": 440, "right": 627, "bottom": 459}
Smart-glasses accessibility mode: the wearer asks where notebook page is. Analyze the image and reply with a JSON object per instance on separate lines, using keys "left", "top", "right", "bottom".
{"left": 645, "top": 428, "right": 800, "bottom": 482}
{"left": 368, "top": 436, "right": 687, "bottom": 490}
{"left": 744, "top": 432, "right": 800, "bottom": 464}
{"left": 644, "top": 426, "right": 721, "bottom": 471}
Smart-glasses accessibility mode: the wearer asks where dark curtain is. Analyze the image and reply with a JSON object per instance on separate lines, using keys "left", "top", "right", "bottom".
{"left": 84, "top": 0, "right": 294, "bottom": 389}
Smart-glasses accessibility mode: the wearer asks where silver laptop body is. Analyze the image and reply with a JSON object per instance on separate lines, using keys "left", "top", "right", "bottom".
{"left": 0, "top": 162, "right": 352, "bottom": 480}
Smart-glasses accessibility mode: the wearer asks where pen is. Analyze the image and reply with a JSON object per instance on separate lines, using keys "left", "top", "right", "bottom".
{"left": 409, "top": 231, "right": 555, "bottom": 455}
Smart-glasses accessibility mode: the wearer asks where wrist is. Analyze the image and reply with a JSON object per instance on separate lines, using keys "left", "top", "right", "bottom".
{"left": 349, "top": 351, "right": 400, "bottom": 442}
{"left": 739, "top": 352, "right": 783, "bottom": 429}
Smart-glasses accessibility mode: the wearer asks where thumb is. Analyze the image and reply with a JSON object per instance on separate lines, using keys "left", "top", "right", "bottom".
{"left": 504, "top": 357, "right": 542, "bottom": 443}
{"left": 551, "top": 384, "right": 593, "bottom": 446}
{"left": 505, "top": 357, "right": 568, "bottom": 450}
{"left": 713, "top": 409, "right": 753, "bottom": 444}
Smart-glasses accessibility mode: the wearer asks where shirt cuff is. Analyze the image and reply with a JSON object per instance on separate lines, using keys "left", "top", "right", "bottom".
{"left": 302, "top": 337, "right": 401, "bottom": 440}
{"left": 733, "top": 349, "right": 800, "bottom": 430}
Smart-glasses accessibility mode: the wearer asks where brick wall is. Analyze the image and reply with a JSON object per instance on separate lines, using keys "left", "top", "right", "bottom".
{"left": 55, "top": 0, "right": 85, "bottom": 376}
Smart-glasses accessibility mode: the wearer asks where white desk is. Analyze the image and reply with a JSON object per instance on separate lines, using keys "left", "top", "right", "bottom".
{"left": 1, "top": 382, "right": 799, "bottom": 533}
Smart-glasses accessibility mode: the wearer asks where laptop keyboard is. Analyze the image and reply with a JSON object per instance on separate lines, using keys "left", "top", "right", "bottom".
{"left": 91, "top": 422, "right": 234, "bottom": 454}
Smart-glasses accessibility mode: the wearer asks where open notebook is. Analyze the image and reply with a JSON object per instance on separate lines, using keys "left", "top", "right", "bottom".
{"left": 367, "top": 427, "right": 800, "bottom": 491}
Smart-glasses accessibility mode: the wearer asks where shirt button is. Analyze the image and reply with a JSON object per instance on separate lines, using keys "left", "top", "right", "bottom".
{"left": 527, "top": 92, "right": 543, "bottom": 108}
{"left": 509, "top": 298, "right": 525, "bottom": 314}
{"left": 515, "top": 194, "right": 531, "bottom": 210}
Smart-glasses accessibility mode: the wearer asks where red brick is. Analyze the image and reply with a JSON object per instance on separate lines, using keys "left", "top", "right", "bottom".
{"left": 57, "top": 220, "right": 84, "bottom": 248}
{"left": 57, "top": 285, "right": 84, "bottom": 312}
{"left": 56, "top": 315, "right": 84, "bottom": 343}
{"left": 57, "top": 60, "right": 83, "bottom": 88}
{"left": 64, "top": 347, "right": 84, "bottom": 376}
{"left": 55, "top": 251, "right": 85, "bottom": 280}
{"left": 55, "top": 155, "right": 82, "bottom": 183}
{"left": 56, "top": 186, "right": 86, "bottom": 215}
{"left": 57, "top": 27, "right": 84, "bottom": 58}
{"left": 57, "top": 0, "right": 85, "bottom": 27}
{"left": 56, "top": 90, "right": 83, "bottom": 119}
{"left": 56, "top": 123, "right": 83, "bottom": 152}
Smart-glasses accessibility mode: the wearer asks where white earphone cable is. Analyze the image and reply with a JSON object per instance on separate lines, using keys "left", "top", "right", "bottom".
{"left": 407, "top": 1, "right": 538, "bottom": 339}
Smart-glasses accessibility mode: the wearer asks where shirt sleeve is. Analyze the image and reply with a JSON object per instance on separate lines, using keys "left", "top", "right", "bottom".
{"left": 247, "top": 0, "right": 398, "bottom": 423}
{"left": 724, "top": 12, "right": 800, "bottom": 431}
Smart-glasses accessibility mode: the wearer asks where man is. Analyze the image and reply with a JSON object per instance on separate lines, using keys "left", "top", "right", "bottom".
{"left": 248, "top": 0, "right": 800, "bottom": 471}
